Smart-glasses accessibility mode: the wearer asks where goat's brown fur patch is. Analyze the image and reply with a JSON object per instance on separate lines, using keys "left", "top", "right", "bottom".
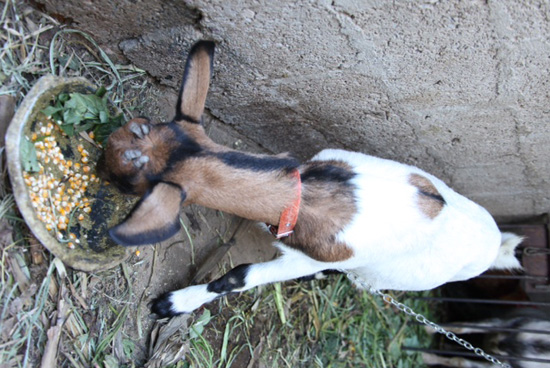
{"left": 178, "top": 46, "right": 212, "bottom": 122}
{"left": 110, "top": 182, "right": 183, "bottom": 245}
{"left": 101, "top": 118, "right": 181, "bottom": 194}
{"left": 409, "top": 173, "right": 445, "bottom": 219}
{"left": 165, "top": 155, "right": 297, "bottom": 225}
{"left": 104, "top": 117, "right": 356, "bottom": 262}
{"left": 284, "top": 161, "right": 356, "bottom": 262}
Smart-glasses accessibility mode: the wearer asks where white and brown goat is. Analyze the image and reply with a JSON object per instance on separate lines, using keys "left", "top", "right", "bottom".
{"left": 100, "top": 41, "right": 522, "bottom": 317}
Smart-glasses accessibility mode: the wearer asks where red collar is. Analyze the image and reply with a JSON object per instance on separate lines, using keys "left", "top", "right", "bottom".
{"left": 268, "top": 169, "right": 302, "bottom": 239}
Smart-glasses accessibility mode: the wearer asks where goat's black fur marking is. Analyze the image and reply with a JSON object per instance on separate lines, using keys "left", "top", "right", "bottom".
{"left": 175, "top": 41, "right": 215, "bottom": 123}
{"left": 161, "top": 122, "right": 204, "bottom": 174}
{"left": 216, "top": 151, "right": 300, "bottom": 172}
{"left": 175, "top": 113, "right": 200, "bottom": 125}
{"left": 108, "top": 184, "right": 186, "bottom": 246}
{"left": 109, "top": 218, "right": 181, "bottom": 246}
{"left": 301, "top": 164, "right": 356, "bottom": 184}
{"left": 297, "top": 269, "right": 342, "bottom": 282}
{"left": 151, "top": 293, "right": 180, "bottom": 318}
{"left": 419, "top": 190, "right": 446, "bottom": 205}
{"left": 109, "top": 214, "right": 180, "bottom": 246}
{"left": 207, "top": 264, "right": 250, "bottom": 294}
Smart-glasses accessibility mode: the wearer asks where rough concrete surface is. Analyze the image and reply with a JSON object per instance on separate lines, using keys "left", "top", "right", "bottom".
{"left": 36, "top": 0, "right": 550, "bottom": 219}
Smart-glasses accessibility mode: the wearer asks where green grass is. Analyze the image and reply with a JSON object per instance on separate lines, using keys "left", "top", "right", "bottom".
{"left": 177, "top": 275, "right": 435, "bottom": 368}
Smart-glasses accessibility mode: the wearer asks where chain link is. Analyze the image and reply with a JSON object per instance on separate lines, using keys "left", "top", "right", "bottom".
{"left": 343, "top": 271, "right": 511, "bottom": 368}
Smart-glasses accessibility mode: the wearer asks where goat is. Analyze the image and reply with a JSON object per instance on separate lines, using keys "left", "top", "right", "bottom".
{"left": 422, "top": 312, "right": 550, "bottom": 368}
{"left": 99, "top": 41, "right": 523, "bottom": 318}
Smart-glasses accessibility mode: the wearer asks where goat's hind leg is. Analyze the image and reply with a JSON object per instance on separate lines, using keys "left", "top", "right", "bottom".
{"left": 152, "top": 250, "right": 331, "bottom": 318}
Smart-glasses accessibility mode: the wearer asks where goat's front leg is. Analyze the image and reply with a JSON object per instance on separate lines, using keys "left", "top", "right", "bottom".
{"left": 152, "top": 249, "right": 331, "bottom": 318}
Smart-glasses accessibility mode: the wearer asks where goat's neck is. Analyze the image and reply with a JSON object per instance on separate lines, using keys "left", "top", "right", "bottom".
{"left": 173, "top": 149, "right": 300, "bottom": 225}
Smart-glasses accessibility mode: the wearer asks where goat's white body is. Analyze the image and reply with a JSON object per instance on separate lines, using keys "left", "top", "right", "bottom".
{"left": 161, "top": 148, "right": 517, "bottom": 315}
{"left": 311, "top": 149, "right": 501, "bottom": 291}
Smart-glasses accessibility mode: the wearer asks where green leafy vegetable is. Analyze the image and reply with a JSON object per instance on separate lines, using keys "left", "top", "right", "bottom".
{"left": 189, "top": 309, "right": 212, "bottom": 339}
{"left": 21, "top": 137, "right": 40, "bottom": 172}
{"left": 41, "top": 87, "right": 125, "bottom": 145}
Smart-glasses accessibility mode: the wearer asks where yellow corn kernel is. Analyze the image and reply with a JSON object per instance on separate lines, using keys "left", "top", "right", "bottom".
{"left": 81, "top": 156, "right": 89, "bottom": 164}
{"left": 77, "top": 144, "right": 84, "bottom": 153}
{"left": 67, "top": 242, "right": 75, "bottom": 249}
{"left": 57, "top": 222, "right": 67, "bottom": 230}
{"left": 135, "top": 250, "right": 141, "bottom": 257}
{"left": 31, "top": 133, "right": 38, "bottom": 141}
{"left": 89, "top": 131, "right": 95, "bottom": 139}
{"left": 83, "top": 207, "right": 91, "bottom": 214}
{"left": 83, "top": 166, "right": 91, "bottom": 173}
{"left": 78, "top": 214, "right": 85, "bottom": 221}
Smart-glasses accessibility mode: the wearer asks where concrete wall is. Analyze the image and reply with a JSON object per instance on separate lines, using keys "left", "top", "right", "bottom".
{"left": 37, "top": 0, "right": 550, "bottom": 219}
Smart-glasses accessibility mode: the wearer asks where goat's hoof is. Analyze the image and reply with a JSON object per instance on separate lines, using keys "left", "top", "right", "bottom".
{"left": 122, "top": 149, "right": 150, "bottom": 168}
{"left": 129, "top": 121, "right": 151, "bottom": 139}
{"left": 151, "top": 292, "right": 180, "bottom": 318}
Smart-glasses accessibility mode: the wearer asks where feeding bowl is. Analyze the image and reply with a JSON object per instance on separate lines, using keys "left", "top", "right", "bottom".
{"left": 6, "top": 75, "right": 135, "bottom": 272}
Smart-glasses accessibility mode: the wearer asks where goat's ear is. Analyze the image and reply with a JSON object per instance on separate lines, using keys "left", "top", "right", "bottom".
{"left": 109, "top": 183, "right": 185, "bottom": 246}
{"left": 175, "top": 40, "right": 215, "bottom": 124}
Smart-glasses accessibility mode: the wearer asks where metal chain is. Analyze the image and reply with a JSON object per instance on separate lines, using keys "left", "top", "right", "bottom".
{"left": 343, "top": 271, "right": 511, "bottom": 368}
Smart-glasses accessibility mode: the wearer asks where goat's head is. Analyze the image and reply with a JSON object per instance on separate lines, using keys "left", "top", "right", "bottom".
{"left": 99, "top": 41, "right": 216, "bottom": 246}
